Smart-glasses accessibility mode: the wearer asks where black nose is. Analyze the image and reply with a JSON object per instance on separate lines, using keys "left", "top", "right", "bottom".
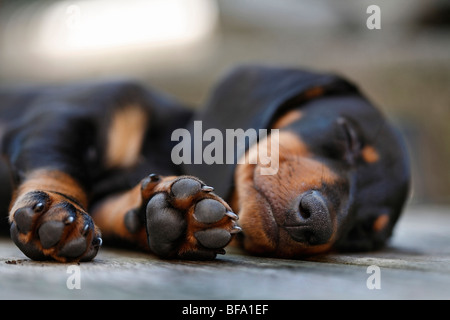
{"left": 285, "top": 191, "right": 333, "bottom": 245}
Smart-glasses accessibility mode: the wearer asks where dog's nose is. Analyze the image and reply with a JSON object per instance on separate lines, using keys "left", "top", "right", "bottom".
{"left": 285, "top": 191, "right": 333, "bottom": 245}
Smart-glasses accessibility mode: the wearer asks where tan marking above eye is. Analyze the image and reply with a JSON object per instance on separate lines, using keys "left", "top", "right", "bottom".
{"left": 271, "top": 110, "right": 303, "bottom": 129}
{"left": 361, "top": 145, "right": 380, "bottom": 163}
{"left": 241, "top": 130, "right": 310, "bottom": 165}
{"left": 105, "top": 105, "right": 148, "bottom": 168}
{"left": 373, "top": 214, "right": 389, "bottom": 232}
{"left": 304, "top": 86, "right": 324, "bottom": 100}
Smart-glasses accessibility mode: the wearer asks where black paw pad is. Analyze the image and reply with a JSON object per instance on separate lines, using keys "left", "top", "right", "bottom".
{"left": 14, "top": 208, "right": 35, "bottom": 234}
{"left": 124, "top": 209, "right": 141, "bottom": 234}
{"left": 194, "top": 228, "right": 231, "bottom": 249}
{"left": 171, "top": 179, "right": 201, "bottom": 198}
{"left": 10, "top": 223, "right": 46, "bottom": 260}
{"left": 194, "top": 199, "right": 227, "bottom": 224}
{"left": 38, "top": 221, "right": 65, "bottom": 249}
{"left": 146, "top": 193, "right": 186, "bottom": 257}
{"left": 59, "top": 237, "right": 87, "bottom": 258}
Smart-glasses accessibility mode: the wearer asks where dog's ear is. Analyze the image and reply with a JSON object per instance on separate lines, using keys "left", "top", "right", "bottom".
{"left": 336, "top": 117, "right": 362, "bottom": 166}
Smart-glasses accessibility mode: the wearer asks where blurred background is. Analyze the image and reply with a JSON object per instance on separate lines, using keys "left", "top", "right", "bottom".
{"left": 0, "top": 0, "right": 449, "bottom": 205}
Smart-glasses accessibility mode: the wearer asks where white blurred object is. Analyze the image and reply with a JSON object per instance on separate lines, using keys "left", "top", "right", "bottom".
{"left": 3, "top": 0, "right": 218, "bottom": 57}
{"left": 43, "top": 0, "right": 218, "bottom": 54}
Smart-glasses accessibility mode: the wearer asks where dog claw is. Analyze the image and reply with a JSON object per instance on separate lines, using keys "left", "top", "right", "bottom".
{"left": 141, "top": 173, "right": 161, "bottom": 192}
{"left": 65, "top": 216, "right": 75, "bottom": 224}
{"left": 230, "top": 225, "right": 242, "bottom": 234}
{"left": 201, "top": 185, "right": 214, "bottom": 192}
{"left": 81, "top": 236, "right": 102, "bottom": 262}
{"left": 94, "top": 237, "right": 103, "bottom": 247}
{"left": 225, "top": 211, "right": 239, "bottom": 220}
{"left": 82, "top": 223, "right": 90, "bottom": 235}
{"left": 33, "top": 202, "right": 45, "bottom": 213}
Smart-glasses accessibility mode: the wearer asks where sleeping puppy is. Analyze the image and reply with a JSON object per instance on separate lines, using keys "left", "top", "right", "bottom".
{"left": 0, "top": 65, "right": 410, "bottom": 261}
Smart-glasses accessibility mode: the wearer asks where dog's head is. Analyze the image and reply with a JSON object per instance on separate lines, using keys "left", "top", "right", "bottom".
{"left": 185, "top": 65, "right": 410, "bottom": 258}
{"left": 234, "top": 94, "right": 410, "bottom": 257}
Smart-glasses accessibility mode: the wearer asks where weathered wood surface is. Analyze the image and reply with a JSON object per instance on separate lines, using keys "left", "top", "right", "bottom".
{"left": 1, "top": 205, "right": 449, "bottom": 300}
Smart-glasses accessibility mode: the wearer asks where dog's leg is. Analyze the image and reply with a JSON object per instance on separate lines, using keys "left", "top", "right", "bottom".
{"left": 92, "top": 174, "right": 240, "bottom": 259}
{"left": 4, "top": 107, "right": 103, "bottom": 262}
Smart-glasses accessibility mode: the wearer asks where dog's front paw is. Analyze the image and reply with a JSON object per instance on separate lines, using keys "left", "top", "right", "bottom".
{"left": 142, "top": 175, "right": 240, "bottom": 260}
{"left": 9, "top": 191, "right": 102, "bottom": 262}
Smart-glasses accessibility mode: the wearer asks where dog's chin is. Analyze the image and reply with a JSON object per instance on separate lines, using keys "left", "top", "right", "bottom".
{"left": 276, "top": 226, "right": 335, "bottom": 257}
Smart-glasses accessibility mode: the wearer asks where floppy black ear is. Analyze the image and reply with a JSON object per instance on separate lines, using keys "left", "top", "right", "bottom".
{"left": 336, "top": 117, "right": 362, "bottom": 165}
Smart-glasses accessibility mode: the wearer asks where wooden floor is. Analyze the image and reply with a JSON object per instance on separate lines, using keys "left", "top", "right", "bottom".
{"left": 1, "top": 204, "right": 449, "bottom": 300}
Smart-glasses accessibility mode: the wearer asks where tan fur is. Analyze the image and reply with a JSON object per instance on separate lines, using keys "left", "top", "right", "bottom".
{"left": 105, "top": 105, "right": 148, "bottom": 168}
{"left": 361, "top": 145, "right": 379, "bottom": 163}
{"left": 304, "top": 86, "right": 324, "bottom": 99}
{"left": 10, "top": 169, "right": 88, "bottom": 218}
{"left": 271, "top": 110, "right": 302, "bottom": 129}
{"left": 92, "top": 184, "right": 142, "bottom": 241}
{"left": 373, "top": 214, "right": 389, "bottom": 232}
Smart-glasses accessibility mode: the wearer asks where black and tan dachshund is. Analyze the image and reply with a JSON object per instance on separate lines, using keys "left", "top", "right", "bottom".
{"left": 0, "top": 65, "right": 410, "bottom": 262}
